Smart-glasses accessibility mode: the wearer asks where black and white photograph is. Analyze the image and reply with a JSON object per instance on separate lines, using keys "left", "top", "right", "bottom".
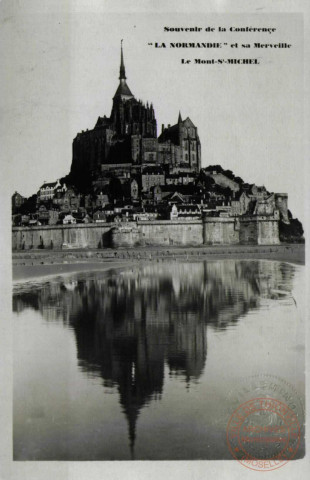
{"left": 1, "top": 1, "right": 309, "bottom": 479}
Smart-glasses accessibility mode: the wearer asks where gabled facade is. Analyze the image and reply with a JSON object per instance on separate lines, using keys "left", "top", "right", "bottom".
{"left": 63, "top": 214, "right": 76, "bottom": 225}
{"left": 231, "top": 191, "right": 251, "bottom": 216}
{"left": 158, "top": 113, "right": 201, "bottom": 173}
{"left": 39, "top": 180, "right": 61, "bottom": 201}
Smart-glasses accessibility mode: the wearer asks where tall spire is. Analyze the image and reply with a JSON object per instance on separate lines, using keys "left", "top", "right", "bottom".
{"left": 119, "top": 39, "right": 126, "bottom": 80}
{"left": 178, "top": 111, "right": 182, "bottom": 123}
{"left": 113, "top": 40, "right": 134, "bottom": 100}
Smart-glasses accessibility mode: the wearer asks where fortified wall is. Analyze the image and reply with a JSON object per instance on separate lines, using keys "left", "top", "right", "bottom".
{"left": 12, "top": 223, "right": 114, "bottom": 250}
{"left": 239, "top": 216, "right": 280, "bottom": 245}
{"left": 12, "top": 216, "right": 280, "bottom": 250}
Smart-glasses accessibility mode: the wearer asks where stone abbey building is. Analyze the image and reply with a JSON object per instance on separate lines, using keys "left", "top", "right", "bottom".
{"left": 70, "top": 42, "right": 201, "bottom": 191}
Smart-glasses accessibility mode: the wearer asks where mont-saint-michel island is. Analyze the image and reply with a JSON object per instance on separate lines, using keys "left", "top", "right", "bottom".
{"left": 12, "top": 39, "right": 306, "bottom": 462}
{"left": 12, "top": 42, "right": 304, "bottom": 263}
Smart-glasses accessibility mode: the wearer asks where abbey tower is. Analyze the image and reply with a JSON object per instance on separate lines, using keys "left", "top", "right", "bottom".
{"left": 69, "top": 41, "right": 201, "bottom": 191}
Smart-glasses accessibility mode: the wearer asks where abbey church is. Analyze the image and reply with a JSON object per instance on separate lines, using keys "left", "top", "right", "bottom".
{"left": 69, "top": 41, "right": 201, "bottom": 191}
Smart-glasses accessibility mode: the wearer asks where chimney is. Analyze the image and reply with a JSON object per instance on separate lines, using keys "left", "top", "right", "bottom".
{"left": 161, "top": 124, "right": 164, "bottom": 133}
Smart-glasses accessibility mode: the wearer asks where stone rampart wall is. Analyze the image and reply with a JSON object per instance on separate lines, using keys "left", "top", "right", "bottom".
{"left": 12, "top": 223, "right": 114, "bottom": 250}
{"left": 111, "top": 221, "right": 203, "bottom": 247}
{"left": 239, "top": 217, "right": 280, "bottom": 245}
{"left": 203, "top": 218, "right": 239, "bottom": 245}
{"left": 138, "top": 221, "right": 203, "bottom": 246}
{"left": 12, "top": 217, "right": 280, "bottom": 250}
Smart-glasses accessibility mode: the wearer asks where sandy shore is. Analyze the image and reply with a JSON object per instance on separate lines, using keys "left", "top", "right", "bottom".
{"left": 12, "top": 244, "right": 305, "bottom": 281}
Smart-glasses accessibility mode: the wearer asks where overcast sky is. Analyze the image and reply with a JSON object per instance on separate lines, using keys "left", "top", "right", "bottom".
{"left": 0, "top": 3, "right": 305, "bottom": 222}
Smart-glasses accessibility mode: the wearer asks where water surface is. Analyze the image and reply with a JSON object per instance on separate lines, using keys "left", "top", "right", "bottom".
{"left": 13, "top": 259, "right": 305, "bottom": 460}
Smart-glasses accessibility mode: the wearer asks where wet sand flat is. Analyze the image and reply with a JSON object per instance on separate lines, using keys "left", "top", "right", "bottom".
{"left": 12, "top": 244, "right": 305, "bottom": 282}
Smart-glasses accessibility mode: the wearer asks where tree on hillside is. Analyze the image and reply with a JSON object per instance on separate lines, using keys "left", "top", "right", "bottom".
{"left": 19, "top": 194, "right": 37, "bottom": 214}
{"left": 279, "top": 211, "right": 304, "bottom": 243}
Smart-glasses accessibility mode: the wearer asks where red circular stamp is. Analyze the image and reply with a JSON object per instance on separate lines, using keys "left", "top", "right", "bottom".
{"left": 226, "top": 397, "right": 300, "bottom": 471}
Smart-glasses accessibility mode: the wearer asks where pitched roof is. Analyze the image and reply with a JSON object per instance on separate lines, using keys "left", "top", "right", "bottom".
{"left": 95, "top": 116, "right": 112, "bottom": 128}
{"left": 182, "top": 117, "right": 196, "bottom": 128}
{"left": 158, "top": 117, "right": 196, "bottom": 145}
{"left": 167, "top": 192, "right": 186, "bottom": 203}
{"left": 40, "top": 181, "right": 57, "bottom": 189}
{"left": 158, "top": 123, "right": 179, "bottom": 144}
{"left": 113, "top": 80, "right": 134, "bottom": 99}
{"left": 232, "top": 190, "right": 248, "bottom": 201}
{"left": 113, "top": 41, "right": 134, "bottom": 100}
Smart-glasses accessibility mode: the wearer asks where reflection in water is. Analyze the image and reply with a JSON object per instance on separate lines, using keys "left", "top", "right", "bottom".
{"left": 13, "top": 260, "right": 298, "bottom": 459}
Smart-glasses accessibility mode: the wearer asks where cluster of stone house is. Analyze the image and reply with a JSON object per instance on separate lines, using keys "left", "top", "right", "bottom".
{"left": 12, "top": 164, "right": 289, "bottom": 227}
